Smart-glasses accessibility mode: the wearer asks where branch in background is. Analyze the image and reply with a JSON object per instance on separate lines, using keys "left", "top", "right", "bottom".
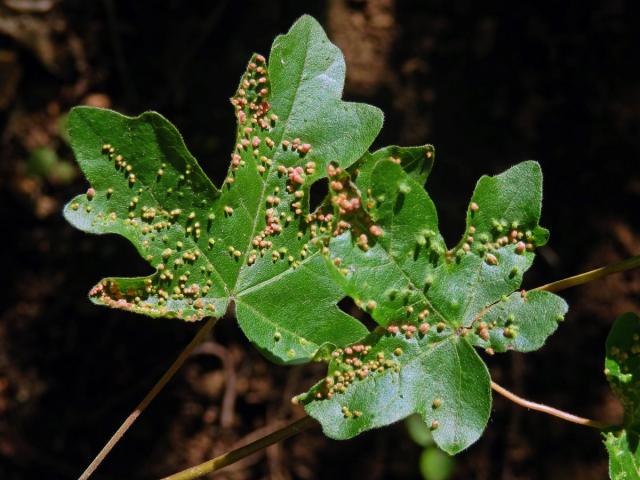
{"left": 78, "top": 317, "right": 218, "bottom": 480}
{"left": 161, "top": 416, "right": 316, "bottom": 480}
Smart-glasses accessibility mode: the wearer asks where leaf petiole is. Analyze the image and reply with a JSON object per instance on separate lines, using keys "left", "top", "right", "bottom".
{"left": 490, "top": 380, "right": 609, "bottom": 429}
{"left": 534, "top": 254, "right": 640, "bottom": 293}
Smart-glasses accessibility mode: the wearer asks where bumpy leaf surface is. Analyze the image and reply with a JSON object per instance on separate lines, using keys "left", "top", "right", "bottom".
{"left": 299, "top": 157, "right": 568, "bottom": 453}
{"left": 64, "top": 14, "right": 571, "bottom": 454}
{"left": 604, "top": 312, "right": 640, "bottom": 479}
{"left": 63, "top": 15, "right": 383, "bottom": 364}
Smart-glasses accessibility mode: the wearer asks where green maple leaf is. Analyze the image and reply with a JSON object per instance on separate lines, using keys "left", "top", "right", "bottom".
{"left": 63, "top": 15, "right": 383, "bottom": 364}
{"left": 63, "top": 13, "right": 575, "bottom": 459}
{"left": 603, "top": 312, "right": 640, "bottom": 479}
{"left": 298, "top": 152, "right": 568, "bottom": 453}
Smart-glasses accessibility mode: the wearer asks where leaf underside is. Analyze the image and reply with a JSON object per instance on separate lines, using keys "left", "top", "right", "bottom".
{"left": 604, "top": 312, "right": 640, "bottom": 479}
{"left": 64, "top": 14, "right": 570, "bottom": 453}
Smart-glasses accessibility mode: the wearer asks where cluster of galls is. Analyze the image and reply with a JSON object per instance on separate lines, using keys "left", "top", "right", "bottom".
{"left": 413, "top": 228, "right": 445, "bottom": 258}
{"left": 324, "top": 164, "right": 384, "bottom": 253}
{"left": 341, "top": 406, "right": 362, "bottom": 419}
{"left": 89, "top": 281, "right": 155, "bottom": 315}
{"left": 243, "top": 159, "right": 318, "bottom": 267}
{"left": 69, "top": 145, "right": 140, "bottom": 216}
{"left": 386, "top": 320, "right": 434, "bottom": 339}
{"left": 89, "top": 253, "right": 219, "bottom": 321}
{"left": 231, "top": 53, "right": 273, "bottom": 131}
{"left": 282, "top": 137, "right": 312, "bottom": 156}
{"left": 450, "top": 202, "right": 539, "bottom": 265}
{"left": 328, "top": 165, "right": 362, "bottom": 216}
{"left": 379, "top": 285, "right": 444, "bottom": 331}
{"left": 93, "top": 146, "right": 194, "bottom": 233}
{"left": 89, "top": 281, "right": 126, "bottom": 308}
{"left": 285, "top": 160, "right": 315, "bottom": 214}
{"left": 101, "top": 143, "right": 138, "bottom": 186}
{"left": 473, "top": 316, "right": 518, "bottom": 355}
{"left": 76, "top": 144, "right": 223, "bottom": 321}
{"left": 246, "top": 156, "right": 361, "bottom": 271}
{"left": 88, "top": 278, "right": 215, "bottom": 321}
{"left": 310, "top": 343, "right": 400, "bottom": 404}
{"left": 607, "top": 333, "right": 640, "bottom": 376}
{"left": 226, "top": 53, "right": 326, "bottom": 270}
{"left": 91, "top": 142, "right": 209, "bottom": 236}
{"left": 228, "top": 53, "right": 277, "bottom": 183}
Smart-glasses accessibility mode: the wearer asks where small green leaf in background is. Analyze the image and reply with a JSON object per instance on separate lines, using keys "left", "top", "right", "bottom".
{"left": 406, "top": 415, "right": 456, "bottom": 480}
{"left": 27, "top": 146, "right": 57, "bottom": 177}
{"left": 63, "top": 15, "right": 383, "bottom": 364}
{"left": 420, "top": 446, "right": 455, "bottom": 480}
{"left": 406, "top": 414, "right": 435, "bottom": 448}
{"left": 604, "top": 312, "right": 640, "bottom": 479}
{"left": 300, "top": 156, "right": 568, "bottom": 453}
{"left": 27, "top": 146, "right": 76, "bottom": 185}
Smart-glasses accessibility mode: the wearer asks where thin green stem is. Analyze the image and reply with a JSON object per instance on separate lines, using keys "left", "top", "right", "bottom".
{"left": 161, "top": 416, "right": 317, "bottom": 480}
{"left": 78, "top": 316, "right": 218, "bottom": 480}
{"left": 490, "top": 381, "right": 608, "bottom": 429}
{"left": 534, "top": 254, "right": 640, "bottom": 293}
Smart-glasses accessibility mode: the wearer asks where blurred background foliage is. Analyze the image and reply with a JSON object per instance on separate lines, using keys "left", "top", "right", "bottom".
{"left": 1, "top": 1, "right": 639, "bottom": 478}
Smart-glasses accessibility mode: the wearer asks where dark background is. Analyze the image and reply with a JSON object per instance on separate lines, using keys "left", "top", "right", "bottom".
{"left": 1, "top": 0, "right": 639, "bottom": 478}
